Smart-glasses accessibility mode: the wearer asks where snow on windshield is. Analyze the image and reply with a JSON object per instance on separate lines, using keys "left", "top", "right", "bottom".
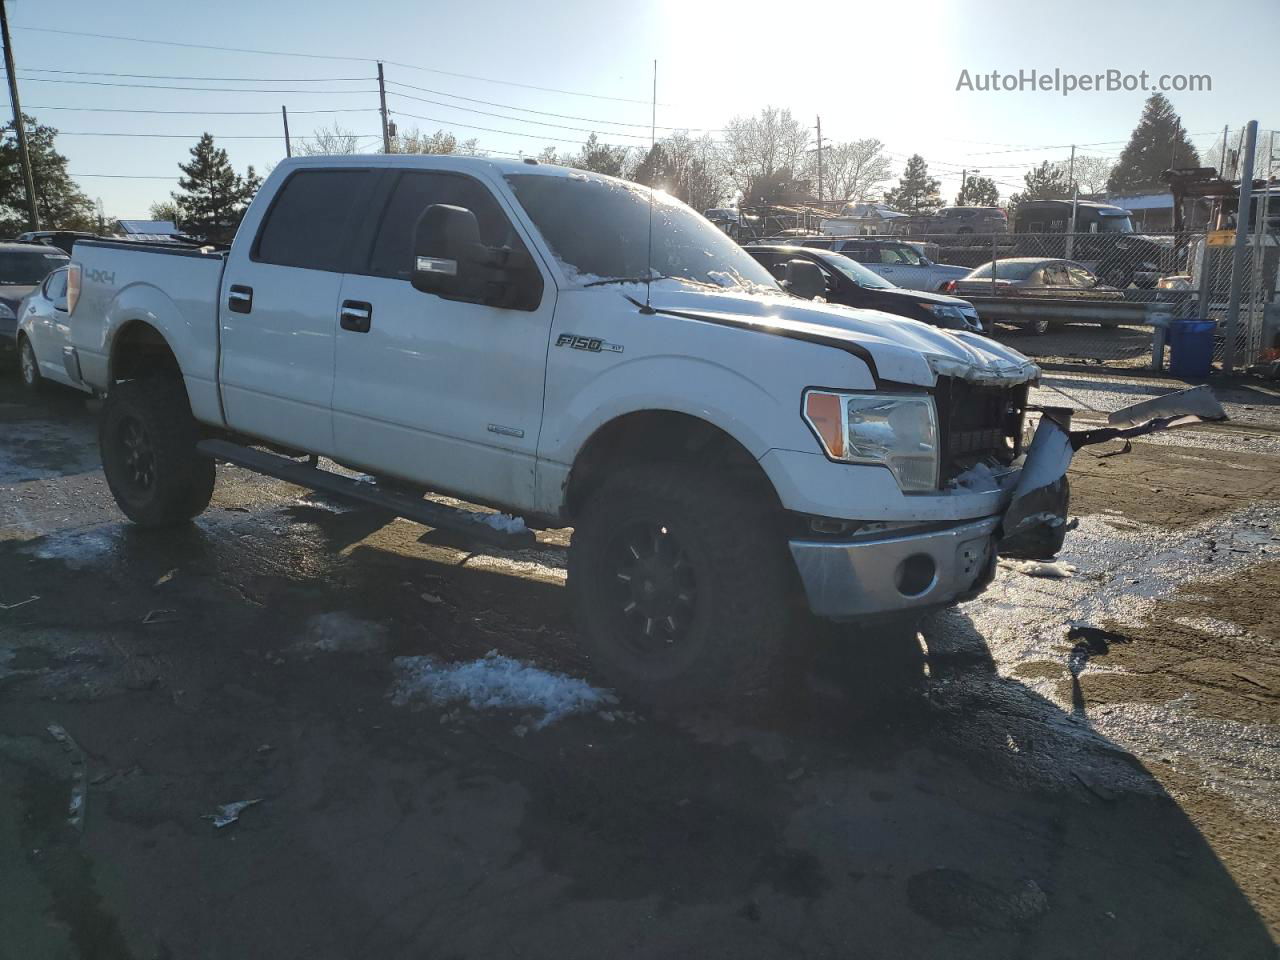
{"left": 506, "top": 173, "right": 780, "bottom": 293}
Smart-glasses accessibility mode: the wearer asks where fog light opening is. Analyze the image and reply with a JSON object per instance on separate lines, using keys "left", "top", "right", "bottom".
{"left": 896, "top": 554, "right": 937, "bottom": 597}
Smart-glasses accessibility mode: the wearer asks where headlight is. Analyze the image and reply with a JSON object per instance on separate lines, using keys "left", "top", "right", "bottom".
{"left": 0, "top": 303, "right": 14, "bottom": 320}
{"left": 928, "top": 304, "right": 966, "bottom": 321}
{"left": 803, "top": 390, "right": 939, "bottom": 492}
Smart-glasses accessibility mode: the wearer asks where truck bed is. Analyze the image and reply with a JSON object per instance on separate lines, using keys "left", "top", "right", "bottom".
{"left": 71, "top": 239, "right": 228, "bottom": 426}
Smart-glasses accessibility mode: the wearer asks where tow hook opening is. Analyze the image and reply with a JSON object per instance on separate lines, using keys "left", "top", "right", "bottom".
{"left": 896, "top": 553, "right": 937, "bottom": 597}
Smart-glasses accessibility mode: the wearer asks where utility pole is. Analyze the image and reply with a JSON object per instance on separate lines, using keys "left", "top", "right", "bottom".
{"left": 281, "top": 105, "right": 292, "bottom": 158}
{"left": 960, "top": 168, "right": 969, "bottom": 201}
{"left": 1223, "top": 120, "right": 1258, "bottom": 374}
{"left": 815, "top": 116, "right": 823, "bottom": 204}
{"left": 1066, "top": 144, "right": 1078, "bottom": 259}
{"left": 0, "top": 0, "right": 39, "bottom": 230}
{"left": 377, "top": 62, "right": 391, "bottom": 153}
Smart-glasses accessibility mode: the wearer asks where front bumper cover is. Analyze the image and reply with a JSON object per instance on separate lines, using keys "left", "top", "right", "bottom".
{"left": 790, "top": 515, "right": 1000, "bottom": 619}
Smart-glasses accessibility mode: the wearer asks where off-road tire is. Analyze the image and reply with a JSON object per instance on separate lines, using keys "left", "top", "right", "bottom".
{"left": 100, "top": 378, "right": 215, "bottom": 527}
{"left": 567, "top": 463, "right": 792, "bottom": 705}
{"left": 18, "top": 335, "right": 42, "bottom": 390}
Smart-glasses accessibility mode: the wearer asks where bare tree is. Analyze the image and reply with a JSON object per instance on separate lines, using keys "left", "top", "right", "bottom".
{"left": 1067, "top": 155, "right": 1114, "bottom": 195}
{"left": 295, "top": 124, "right": 363, "bottom": 156}
{"left": 811, "top": 138, "right": 892, "bottom": 202}
{"left": 630, "top": 132, "right": 727, "bottom": 210}
{"left": 722, "top": 107, "right": 810, "bottom": 204}
{"left": 390, "top": 127, "right": 484, "bottom": 156}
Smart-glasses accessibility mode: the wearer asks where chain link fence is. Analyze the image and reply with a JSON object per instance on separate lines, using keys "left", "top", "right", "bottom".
{"left": 876, "top": 229, "right": 1277, "bottom": 372}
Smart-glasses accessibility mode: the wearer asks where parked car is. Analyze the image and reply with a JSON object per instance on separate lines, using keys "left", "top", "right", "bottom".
{"left": 69, "top": 155, "right": 1049, "bottom": 703}
{"left": 946, "top": 257, "right": 1124, "bottom": 333}
{"left": 0, "top": 242, "right": 71, "bottom": 361}
{"left": 892, "top": 206, "right": 1008, "bottom": 241}
{"left": 15, "top": 230, "right": 100, "bottom": 255}
{"left": 1010, "top": 200, "right": 1171, "bottom": 287}
{"left": 761, "top": 236, "right": 971, "bottom": 292}
{"left": 15, "top": 265, "right": 91, "bottom": 393}
{"left": 745, "top": 245, "right": 984, "bottom": 333}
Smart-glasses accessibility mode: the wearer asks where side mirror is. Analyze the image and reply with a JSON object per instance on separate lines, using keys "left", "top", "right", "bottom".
{"left": 410, "top": 203, "right": 539, "bottom": 309}
{"left": 782, "top": 259, "right": 826, "bottom": 300}
{"left": 53, "top": 296, "right": 68, "bottom": 313}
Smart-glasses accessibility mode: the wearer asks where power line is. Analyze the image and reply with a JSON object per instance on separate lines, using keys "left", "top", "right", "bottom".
{"left": 56, "top": 130, "right": 383, "bottom": 140}
{"left": 13, "top": 24, "right": 658, "bottom": 105}
{"left": 388, "top": 109, "right": 592, "bottom": 146}
{"left": 16, "top": 76, "right": 379, "bottom": 94}
{"left": 385, "top": 78, "right": 717, "bottom": 132}
{"left": 26, "top": 104, "right": 380, "bottom": 115}
{"left": 20, "top": 67, "right": 371, "bottom": 82}
{"left": 386, "top": 89, "right": 652, "bottom": 140}
{"left": 70, "top": 173, "right": 181, "bottom": 179}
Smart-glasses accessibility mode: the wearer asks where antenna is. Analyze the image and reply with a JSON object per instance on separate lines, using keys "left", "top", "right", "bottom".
{"left": 642, "top": 58, "right": 657, "bottom": 314}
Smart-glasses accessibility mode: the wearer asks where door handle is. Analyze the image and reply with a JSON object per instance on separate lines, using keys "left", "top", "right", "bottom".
{"left": 340, "top": 300, "right": 372, "bottom": 333}
{"left": 227, "top": 284, "right": 253, "bottom": 314}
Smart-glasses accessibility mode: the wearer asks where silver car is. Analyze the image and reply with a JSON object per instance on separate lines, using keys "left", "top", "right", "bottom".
{"left": 799, "top": 237, "right": 972, "bottom": 292}
{"left": 16, "top": 265, "right": 91, "bottom": 393}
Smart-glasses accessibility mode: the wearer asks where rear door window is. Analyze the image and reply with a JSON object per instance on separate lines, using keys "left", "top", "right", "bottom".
{"left": 253, "top": 169, "right": 373, "bottom": 272}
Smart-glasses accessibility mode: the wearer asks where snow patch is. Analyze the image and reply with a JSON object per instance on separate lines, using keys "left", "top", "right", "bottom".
{"left": 390, "top": 651, "right": 616, "bottom": 729}
{"left": 301, "top": 612, "right": 388, "bottom": 652}
{"left": 480, "top": 512, "right": 528, "bottom": 535}
{"left": 19, "top": 529, "right": 118, "bottom": 570}
{"left": 999, "top": 558, "right": 1077, "bottom": 579}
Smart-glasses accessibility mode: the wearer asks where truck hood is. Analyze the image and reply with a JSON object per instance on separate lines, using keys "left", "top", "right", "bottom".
{"left": 637, "top": 284, "right": 1040, "bottom": 388}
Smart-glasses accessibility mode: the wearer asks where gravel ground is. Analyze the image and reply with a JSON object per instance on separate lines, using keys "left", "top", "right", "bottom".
{"left": 1, "top": 371, "right": 1278, "bottom": 960}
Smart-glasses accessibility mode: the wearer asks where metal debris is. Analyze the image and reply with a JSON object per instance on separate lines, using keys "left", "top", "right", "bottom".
{"left": 204, "top": 798, "right": 262, "bottom": 828}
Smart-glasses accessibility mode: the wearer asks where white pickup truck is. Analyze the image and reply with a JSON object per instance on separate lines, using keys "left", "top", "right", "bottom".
{"left": 67, "top": 155, "right": 1048, "bottom": 702}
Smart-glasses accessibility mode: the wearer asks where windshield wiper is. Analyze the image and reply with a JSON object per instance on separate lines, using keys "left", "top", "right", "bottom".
{"left": 582, "top": 274, "right": 671, "bottom": 288}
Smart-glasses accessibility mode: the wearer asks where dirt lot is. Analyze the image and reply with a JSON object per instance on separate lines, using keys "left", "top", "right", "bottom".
{"left": 1, "top": 372, "right": 1278, "bottom": 959}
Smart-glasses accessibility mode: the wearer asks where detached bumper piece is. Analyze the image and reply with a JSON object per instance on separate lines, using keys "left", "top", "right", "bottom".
{"left": 790, "top": 516, "right": 1000, "bottom": 619}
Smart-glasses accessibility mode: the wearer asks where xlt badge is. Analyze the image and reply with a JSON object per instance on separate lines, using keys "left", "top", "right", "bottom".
{"left": 556, "top": 333, "right": 623, "bottom": 354}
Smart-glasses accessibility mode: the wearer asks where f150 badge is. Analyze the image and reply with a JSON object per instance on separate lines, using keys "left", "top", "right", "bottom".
{"left": 556, "top": 333, "right": 623, "bottom": 354}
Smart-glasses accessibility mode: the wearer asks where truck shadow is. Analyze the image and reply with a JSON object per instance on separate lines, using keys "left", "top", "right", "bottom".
{"left": 1, "top": 502, "right": 1274, "bottom": 958}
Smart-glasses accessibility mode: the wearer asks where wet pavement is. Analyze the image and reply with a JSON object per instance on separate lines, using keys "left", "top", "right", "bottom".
{"left": 1, "top": 372, "right": 1278, "bottom": 959}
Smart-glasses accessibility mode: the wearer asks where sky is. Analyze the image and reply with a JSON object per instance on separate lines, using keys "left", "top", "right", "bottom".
{"left": 4, "top": 0, "right": 1278, "bottom": 219}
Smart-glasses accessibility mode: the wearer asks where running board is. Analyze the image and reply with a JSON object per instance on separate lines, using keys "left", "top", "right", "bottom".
{"left": 196, "top": 439, "right": 536, "bottom": 549}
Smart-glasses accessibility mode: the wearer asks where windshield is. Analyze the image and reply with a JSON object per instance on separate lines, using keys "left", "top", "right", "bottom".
{"left": 966, "top": 260, "right": 1041, "bottom": 281}
{"left": 818, "top": 251, "right": 897, "bottom": 289}
{"left": 1097, "top": 214, "right": 1134, "bottom": 233}
{"left": 505, "top": 173, "right": 780, "bottom": 293}
{"left": 0, "top": 249, "right": 69, "bottom": 285}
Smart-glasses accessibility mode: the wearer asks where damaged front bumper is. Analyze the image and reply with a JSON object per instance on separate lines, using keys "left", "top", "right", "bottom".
{"left": 790, "top": 515, "right": 1001, "bottom": 619}
{"left": 789, "top": 385, "right": 1228, "bottom": 621}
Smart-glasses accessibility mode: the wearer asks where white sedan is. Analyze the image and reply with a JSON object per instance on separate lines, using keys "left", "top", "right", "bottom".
{"left": 16, "top": 266, "right": 92, "bottom": 394}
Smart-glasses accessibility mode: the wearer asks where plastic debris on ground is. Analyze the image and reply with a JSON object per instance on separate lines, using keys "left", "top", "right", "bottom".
{"left": 1000, "top": 558, "right": 1078, "bottom": 579}
{"left": 204, "top": 798, "right": 262, "bottom": 828}
{"left": 479, "top": 513, "right": 529, "bottom": 535}
{"left": 390, "top": 651, "right": 617, "bottom": 730}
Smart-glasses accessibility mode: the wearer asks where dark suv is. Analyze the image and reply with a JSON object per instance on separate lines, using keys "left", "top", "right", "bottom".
{"left": 894, "top": 206, "right": 1008, "bottom": 241}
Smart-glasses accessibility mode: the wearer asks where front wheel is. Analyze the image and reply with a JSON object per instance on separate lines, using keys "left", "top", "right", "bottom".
{"left": 567, "top": 464, "right": 792, "bottom": 705}
{"left": 100, "top": 378, "right": 215, "bottom": 527}
{"left": 18, "top": 335, "right": 42, "bottom": 390}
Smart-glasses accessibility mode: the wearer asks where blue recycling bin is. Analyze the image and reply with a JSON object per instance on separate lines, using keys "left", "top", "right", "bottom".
{"left": 1167, "top": 320, "right": 1217, "bottom": 378}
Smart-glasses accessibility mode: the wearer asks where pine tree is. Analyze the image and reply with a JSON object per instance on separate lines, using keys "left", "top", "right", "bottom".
{"left": 955, "top": 174, "right": 999, "bottom": 207}
{"left": 1006, "top": 161, "right": 1074, "bottom": 216}
{"left": 171, "top": 134, "right": 259, "bottom": 243}
{"left": 1107, "top": 93, "right": 1200, "bottom": 193}
{"left": 884, "top": 155, "right": 941, "bottom": 213}
{"left": 0, "top": 114, "right": 94, "bottom": 234}
{"left": 575, "top": 134, "right": 629, "bottom": 177}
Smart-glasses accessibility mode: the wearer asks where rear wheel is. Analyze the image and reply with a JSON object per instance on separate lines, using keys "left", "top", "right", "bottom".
{"left": 100, "top": 378, "right": 215, "bottom": 527}
{"left": 18, "top": 335, "right": 41, "bottom": 390}
{"left": 567, "top": 463, "right": 792, "bottom": 705}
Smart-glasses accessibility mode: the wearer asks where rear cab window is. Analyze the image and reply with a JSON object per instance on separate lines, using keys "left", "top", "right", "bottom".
{"left": 252, "top": 168, "right": 375, "bottom": 272}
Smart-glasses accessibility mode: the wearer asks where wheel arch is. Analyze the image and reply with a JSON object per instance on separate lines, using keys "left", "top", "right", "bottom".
{"left": 563, "top": 408, "right": 781, "bottom": 521}
{"left": 108, "top": 318, "right": 182, "bottom": 383}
